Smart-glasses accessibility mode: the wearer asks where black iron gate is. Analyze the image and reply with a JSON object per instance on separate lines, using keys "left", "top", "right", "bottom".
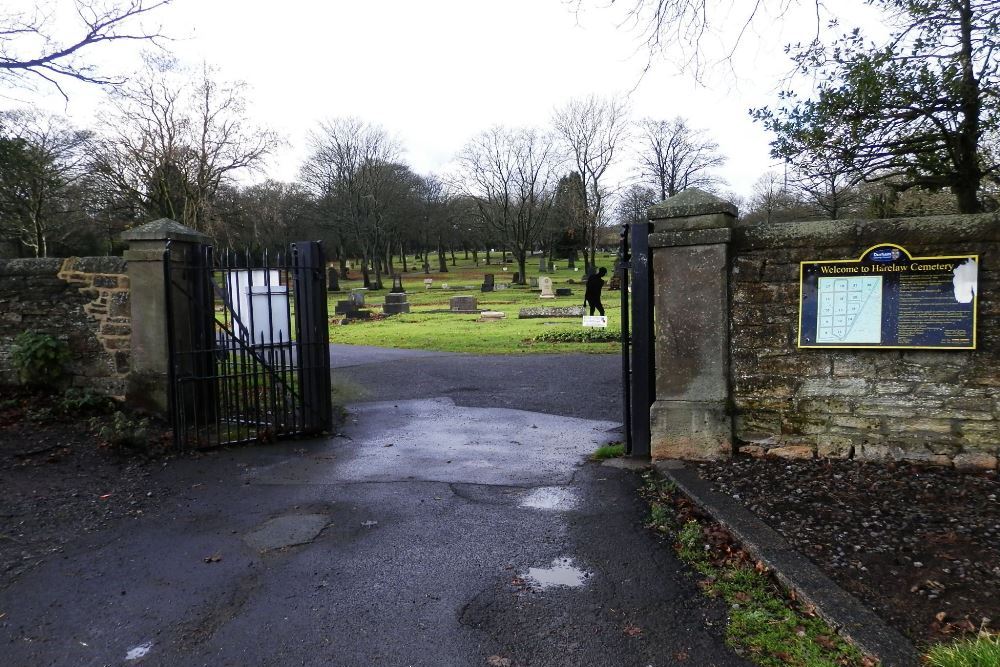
{"left": 619, "top": 222, "right": 654, "bottom": 457}
{"left": 164, "top": 241, "right": 332, "bottom": 448}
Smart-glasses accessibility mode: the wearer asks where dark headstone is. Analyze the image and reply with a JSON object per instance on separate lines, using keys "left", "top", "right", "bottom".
{"left": 538, "top": 257, "right": 547, "bottom": 272}
{"left": 608, "top": 275, "right": 622, "bottom": 290}
{"left": 390, "top": 274, "right": 405, "bottom": 294}
{"left": 450, "top": 295, "right": 479, "bottom": 313}
{"left": 555, "top": 288, "right": 572, "bottom": 296}
{"left": 481, "top": 273, "right": 495, "bottom": 293}
{"left": 327, "top": 268, "right": 340, "bottom": 292}
{"left": 383, "top": 292, "right": 411, "bottom": 315}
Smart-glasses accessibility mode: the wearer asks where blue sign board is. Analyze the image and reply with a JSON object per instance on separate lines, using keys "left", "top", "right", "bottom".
{"left": 798, "top": 244, "right": 979, "bottom": 349}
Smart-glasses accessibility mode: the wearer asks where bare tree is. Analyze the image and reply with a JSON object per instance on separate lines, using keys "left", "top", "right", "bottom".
{"left": 616, "top": 182, "right": 658, "bottom": 226}
{"left": 571, "top": 1, "right": 818, "bottom": 78}
{"left": 0, "top": 108, "right": 90, "bottom": 256}
{"left": 300, "top": 117, "right": 405, "bottom": 289}
{"left": 454, "top": 126, "right": 558, "bottom": 283}
{"left": 636, "top": 117, "right": 726, "bottom": 200}
{"left": 552, "top": 95, "right": 630, "bottom": 272}
{"left": 90, "top": 58, "right": 278, "bottom": 237}
{"left": 1, "top": 1, "right": 172, "bottom": 96}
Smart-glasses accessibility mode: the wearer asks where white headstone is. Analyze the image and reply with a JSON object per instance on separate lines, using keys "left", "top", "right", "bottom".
{"left": 538, "top": 276, "right": 555, "bottom": 299}
{"left": 424, "top": 278, "right": 433, "bottom": 289}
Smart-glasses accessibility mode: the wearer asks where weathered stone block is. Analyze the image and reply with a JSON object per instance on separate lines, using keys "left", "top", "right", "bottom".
{"left": 816, "top": 434, "right": 855, "bottom": 459}
{"left": 649, "top": 400, "right": 732, "bottom": 461}
{"left": 768, "top": 445, "right": 814, "bottom": 460}
{"left": 952, "top": 452, "right": 998, "bottom": 471}
{"left": 653, "top": 243, "right": 729, "bottom": 402}
{"left": 797, "top": 377, "right": 869, "bottom": 397}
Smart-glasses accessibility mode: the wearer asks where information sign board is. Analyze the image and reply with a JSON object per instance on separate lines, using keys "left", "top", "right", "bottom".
{"left": 798, "top": 244, "right": 978, "bottom": 349}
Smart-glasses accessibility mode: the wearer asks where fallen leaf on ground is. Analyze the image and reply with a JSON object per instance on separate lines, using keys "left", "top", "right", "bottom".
{"left": 623, "top": 623, "right": 643, "bottom": 638}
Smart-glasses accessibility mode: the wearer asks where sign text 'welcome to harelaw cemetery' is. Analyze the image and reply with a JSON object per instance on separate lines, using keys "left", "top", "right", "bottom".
{"left": 798, "top": 244, "right": 979, "bottom": 349}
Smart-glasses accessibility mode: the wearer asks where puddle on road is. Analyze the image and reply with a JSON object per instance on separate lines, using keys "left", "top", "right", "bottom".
{"left": 125, "top": 641, "right": 153, "bottom": 660}
{"left": 523, "top": 557, "right": 590, "bottom": 590}
{"left": 520, "top": 486, "right": 578, "bottom": 511}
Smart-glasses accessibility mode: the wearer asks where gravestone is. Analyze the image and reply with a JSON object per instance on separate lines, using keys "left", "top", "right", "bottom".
{"left": 518, "top": 305, "right": 584, "bottom": 318}
{"left": 556, "top": 287, "right": 572, "bottom": 297}
{"left": 608, "top": 275, "right": 621, "bottom": 290}
{"left": 538, "top": 276, "right": 555, "bottom": 299}
{"left": 539, "top": 257, "right": 547, "bottom": 273}
{"left": 424, "top": 278, "right": 433, "bottom": 289}
{"left": 481, "top": 274, "right": 495, "bottom": 292}
{"left": 327, "top": 267, "right": 341, "bottom": 292}
{"left": 350, "top": 288, "right": 366, "bottom": 306}
{"left": 390, "top": 274, "right": 405, "bottom": 294}
{"left": 529, "top": 277, "right": 539, "bottom": 289}
{"left": 450, "top": 295, "right": 479, "bottom": 313}
{"left": 383, "top": 292, "right": 410, "bottom": 315}
{"left": 479, "top": 310, "right": 505, "bottom": 321}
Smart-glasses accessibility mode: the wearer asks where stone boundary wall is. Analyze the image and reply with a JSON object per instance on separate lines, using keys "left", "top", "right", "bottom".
{"left": 0, "top": 257, "right": 130, "bottom": 398}
{"left": 729, "top": 213, "right": 998, "bottom": 470}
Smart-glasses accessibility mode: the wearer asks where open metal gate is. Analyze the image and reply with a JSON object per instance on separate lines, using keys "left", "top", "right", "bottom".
{"left": 619, "top": 222, "right": 654, "bottom": 457}
{"left": 164, "top": 241, "right": 332, "bottom": 448}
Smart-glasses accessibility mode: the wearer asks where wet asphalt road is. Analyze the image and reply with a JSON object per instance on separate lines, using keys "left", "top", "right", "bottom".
{"left": 1, "top": 347, "right": 749, "bottom": 667}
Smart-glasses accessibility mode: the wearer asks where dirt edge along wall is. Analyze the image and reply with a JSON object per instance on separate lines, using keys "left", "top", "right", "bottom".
{"left": 0, "top": 257, "right": 130, "bottom": 398}
{"left": 729, "top": 213, "right": 998, "bottom": 470}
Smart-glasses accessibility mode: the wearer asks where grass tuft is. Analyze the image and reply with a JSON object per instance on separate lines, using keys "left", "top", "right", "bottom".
{"left": 640, "top": 471, "right": 866, "bottom": 667}
{"left": 590, "top": 442, "right": 625, "bottom": 461}
{"left": 925, "top": 634, "right": 1000, "bottom": 667}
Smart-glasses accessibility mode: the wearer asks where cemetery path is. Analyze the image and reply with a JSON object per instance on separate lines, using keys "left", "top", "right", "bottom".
{"left": 0, "top": 349, "right": 750, "bottom": 666}
{"left": 329, "top": 343, "right": 623, "bottom": 422}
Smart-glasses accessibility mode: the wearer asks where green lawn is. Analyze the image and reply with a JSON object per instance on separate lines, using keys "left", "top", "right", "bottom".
{"left": 328, "top": 253, "right": 624, "bottom": 355}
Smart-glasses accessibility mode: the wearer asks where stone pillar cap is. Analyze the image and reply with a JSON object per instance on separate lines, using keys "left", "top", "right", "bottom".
{"left": 120, "top": 218, "right": 210, "bottom": 244}
{"left": 648, "top": 188, "right": 738, "bottom": 220}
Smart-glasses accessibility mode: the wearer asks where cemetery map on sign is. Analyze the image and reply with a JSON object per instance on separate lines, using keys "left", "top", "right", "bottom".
{"left": 815, "top": 276, "right": 883, "bottom": 344}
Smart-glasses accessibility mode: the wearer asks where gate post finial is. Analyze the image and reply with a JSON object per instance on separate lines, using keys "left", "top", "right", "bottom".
{"left": 647, "top": 189, "right": 737, "bottom": 461}
{"left": 121, "top": 219, "right": 210, "bottom": 415}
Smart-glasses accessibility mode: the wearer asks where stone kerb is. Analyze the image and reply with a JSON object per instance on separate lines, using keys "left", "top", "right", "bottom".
{"left": 121, "top": 219, "right": 210, "bottom": 414}
{"left": 647, "top": 189, "right": 737, "bottom": 461}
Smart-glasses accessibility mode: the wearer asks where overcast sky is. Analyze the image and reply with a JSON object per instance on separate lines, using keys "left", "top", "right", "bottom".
{"left": 4, "top": 0, "right": 880, "bottom": 202}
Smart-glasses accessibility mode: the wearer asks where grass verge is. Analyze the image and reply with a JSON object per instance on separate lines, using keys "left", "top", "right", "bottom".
{"left": 640, "top": 472, "right": 871, "bottom": 667}
{"left": 590, "top": 442, "right": 625, "bottom": 461}
{"left": 924, "top": 634, "right": 1000, "bottom": 667}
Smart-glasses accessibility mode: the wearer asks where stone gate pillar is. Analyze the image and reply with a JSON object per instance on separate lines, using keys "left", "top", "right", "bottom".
{"left": 647, "top": 189, "right": 736, "bottom": 460}
{"left": 121, "top": 219, "right": 210, "bottom": 414}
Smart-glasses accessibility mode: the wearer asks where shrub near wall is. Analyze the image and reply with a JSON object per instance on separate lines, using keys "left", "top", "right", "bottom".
{"left": 0, "top": 257, "right": 130, "bottom": 398}
{"left": 730, "top": 214, "right": 999, "bottom": 470}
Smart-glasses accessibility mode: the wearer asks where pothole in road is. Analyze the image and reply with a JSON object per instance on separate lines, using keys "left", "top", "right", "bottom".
{"left": 522, "top": 557, "right": 591, "bottom": 590}
{"left": 520, "top": 486, "right": 578, "bottom": 511}
{"left": 244, "top": 514, "right": 330, "bottom": 552}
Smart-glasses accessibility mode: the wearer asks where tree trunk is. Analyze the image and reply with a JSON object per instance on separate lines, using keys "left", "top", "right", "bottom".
{"left": 401, "top": 243, "right": 408, "bottom": 273}
{"left": 450, "top": 247, "right": 457, "bottom": 266}
{"left": 954, "top": 1, "right": 983, "bottom": 214}
{"left": 339, "top": 257, "right": 348, "bottom": 280}
{"left": 485, "top": 247, "right": 491, "bottom": 265}
{"left": 361, "top": 251, "right": 371, "bottom": 288}
{"left": 437, "top": 242, "right": 448, "bottom": 273}
{"left": 472, "top": 249, "right": 479, "bottom": 266}
{"left": 516, "top": 253, "right": 527, "bottom": 285}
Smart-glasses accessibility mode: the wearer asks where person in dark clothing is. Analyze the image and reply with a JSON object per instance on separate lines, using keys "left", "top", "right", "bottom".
{"left": 584, "top": 267, "right": 607, "bottom": 316}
